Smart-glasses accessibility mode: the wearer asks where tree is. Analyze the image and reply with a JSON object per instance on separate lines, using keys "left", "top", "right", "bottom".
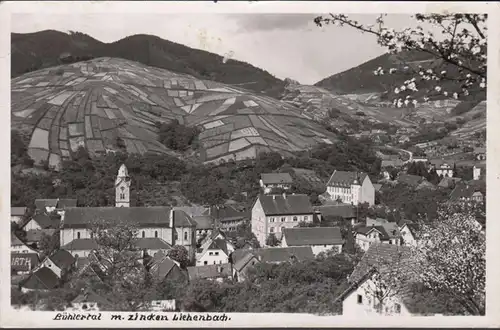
{"left": 38, "top": 231, "right": 60, "bottom": 258}
{"left": 413, "top": 206, "right": 485, "bottom": 315}
{"left": 167, "top": 245, "right": 190, "bottom": 269}
{"left": 85, "top": 218, "right": 159, "bottom": 311}
{"left": 265, "top": 233, "right": 279, "bottom": 247}
{"left": 314, "top": 14, "right": 487, "bottom": 106}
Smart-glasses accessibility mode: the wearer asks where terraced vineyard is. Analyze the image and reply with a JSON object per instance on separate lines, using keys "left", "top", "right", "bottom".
{"left": 11, "top": 57, "right": 336, "bottom": 168}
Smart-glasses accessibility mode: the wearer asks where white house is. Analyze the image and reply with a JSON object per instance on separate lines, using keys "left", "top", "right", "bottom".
{"left": 23, "top": 213, "right": 60, "bottom": 231}
{"left": 473, "top": 164, "right": 486, "bottom": 181}
{"left": 259, "top": 173, "right": 293, "bottom": 194}
{"left": 196, "top": 236, "right": 234, "bottom": 266}
{"left": 71, "top": 290, "right": 112, "bottom": 312}
{"left": 281, "top": 227, "right": 344, "bottom": 256}
{"left": 399, "top": 223, "right": 419, "bottom": 247}
{"left": 187, "top": 263, "right": 233, "bottom": 282}
{"left": 325, "top": 171, "right": 375, "bottom": 206}
{"left": 355, "top": 218, "right": 402, "bottom": 251}
{"left": 251, "top": 193, "right": 314, "bottom": 247}
{"left": 429, "top": 160, "right": 454, "bottom": 177}
{"left": 38, "top": 249, "right": 76, "bottom": 278}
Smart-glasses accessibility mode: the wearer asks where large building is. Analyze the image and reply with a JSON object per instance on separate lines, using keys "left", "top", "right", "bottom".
{"left": 60, "top": 165, "right": 197, "bottom": 261}
{"left": 325, "top": 171, "right": 375, "bottom": 206}
{"left": 251, "top": 193, "right": 314, "bottom": 246}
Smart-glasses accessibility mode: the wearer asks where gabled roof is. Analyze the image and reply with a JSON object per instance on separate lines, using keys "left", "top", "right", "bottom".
{"left": 173, "top": 206, "right": 207, "bottom": 217}
{"left": 26, "top": 229, "right": 57, "bottom": 243}
{"left": 11, "top": 253, "right": 40, "bottom": 272}
{"left": 258, "top": 194, "right": 313, "bottom": 216}
{"left": 11, "top": 207, "right": 27, "bottom": 216}
{"left": 134, "top": 238, "right": 172, "bottom": 251}
{"left": 450, "top": 183, "right": 483, "bottom": 201}
{"left": 35, "top": 198, "right": 77, "bottom": 210}
{"left": 149, "top": 251, "right": 180, "bottom": 279}
{"left": 21, "top": 267, "right": 59, "bottom": 290}
{"left": 254, "top": 246, "right": 314, "bottom": 263}
{"left": 187, "top": 263, "right": 232, "bottom": 280}
{"left": 327, "top": 170, "right": 368, "bottom": 187}
{"left": 207, "top": 238, "right": 230, "bottom": 255}
{"left": 63, "top": 207, "right": 173, "bottom": 229}
{"left": 29, "top": 213, "right": 61, "bottom": 229}
{"left": 313, "top": 204, "right": 356, "bottom": 219}
{"left": 260, "top": 172, "right": 293, "bottom": 185}
{"left": 400, "top": 222, "right": 419, "bottom": 237}
{"left": 62, "top": 239, "right": 99, "bottom": 251}
{"left": 204, "top": 205, "right": 249, "bottom": 222}
{"left": 356, "top": 222, "right": 401, "bottom": 240}
{"left": 192, "top": 215, "right": 214, "bottom": 230}
{"left": 233, "top": 252, "right": 260, "bottom": 272}
{"left": 48, "top": 249, "right": 75, "bottom": 269}
{"left": 282, "top": 227, "right": 344, "bottom": 246}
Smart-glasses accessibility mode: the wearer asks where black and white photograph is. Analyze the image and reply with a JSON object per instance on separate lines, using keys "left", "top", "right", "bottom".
{"left": 2, "top": 1, "right": 497, "bottom": 327}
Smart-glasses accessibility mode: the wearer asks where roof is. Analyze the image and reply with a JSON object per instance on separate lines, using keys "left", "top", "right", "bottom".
{"left": 187, "top": 263, "right": 232, "bottom": 280}
{"left": 172, "top": 206, "right": 208, "bottom": 217}
{"left": 134, "top": 238, "right": 172, "bottom": 250}
{"left": 192, "top": 215, "right": 214, "bottom": 230}
{"left": 34, "top": 198, "right": 77, "bottom": 210}
{"left": 149, "top": 251, "right": 179, "bottom": 279}
{"left": 438, "top": 177, "right": 462, "bottom": 188}
{"left": 233, "top": 252, "right": 260, "bottom": 272}
{"left": 260, "top": 172, "right": 293, "bottom": 185}
{"left": 282, "top": 227, "right": 344, "bottom": 246}
{"left": 29, "top": 213, "right": 61, "bottom": 229}
{"left": 72, "top": 290, "right": 112, "bottom": 307}
{"left": 258, "top": 194, "right": 313, "bottom": 216}
{"left": 11, "top": 233, "right": 24, "bottom": 246}
{"left": 63, "top": 207, "right": 194, "bottom": 229}
{"left": 11, "top": 253, "right": 40, "bottom": 272}
{"left": 254, "top": 246, "right": 315, "bottom": 263}
{"left": 381, "top": 159, "right": 404, "bottom": 168}
{"left": 356, "top": 222, "right": 401, "bottom": 240}
{"left": 11, "top": 207, "right": 27, "bottom": 216}
{"left": 398, "top": 173, "right": 425, "bottom": 186}
{"left": 207, "top": 238, "right": 230, "bottom": 255}
{"left": 401, "top": 222, "right": 419, "bottom": 237}
{"left": 21, "top": 267, "right": 59, "bottom": 290}
{"left": 373, "top": 183, "right": 382, "bottom": 192}
{"left": 449, "top": 183, "right": 483, "bottom": 201}
{"left": 35, "top": 199, "right": 58, "bottom": 210}
{"left": 474, "top": 147, "right": 486, "bottom": 154}
{"left": 48, "top": 249, "right": 76, "bottom": 269}
{"left": 205, "top": 205, "right": 249, "bottom": 222}
{"left": 62, "top": 239, "right": 99, "bottom": 251}
{"left": 314, "top": 204, "right": 355, "bottom": 219}
{"left": 327, "top": 170, "right": 368, "bottom": 187}
{"left": 26, "top": 229, "right": 57, "bottom": 243}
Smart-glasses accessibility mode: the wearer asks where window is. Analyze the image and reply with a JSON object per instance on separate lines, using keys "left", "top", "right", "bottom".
{"left": 90, "top": 232, "right": 93, "bottom": 239}
{"left": 155, "top": 231, "right": 158, "bottom": 238}
{"left": 142, "top": 231, "right": 145, "bottom": 238}
{"left": 280, "top": 226, "right": 285, "bottom": 232}
{"left": 77, "top": 232, "right": 80, "bottom": 239}
{"left": 209, "top": 252, "right": 213, "bottom": 256}
{"left": 303, "top": 216, "right": 308, "bottom": 221}
{"left": 214, "top": 252, "right": 219, "bottom": 256}
{"left": 281, "top": 217, "right": 286, "bottom": 222}
{"left": 357, "top": 294, "right": 363, "bottom": 304}
{"left": 394, "top": 303, "right": 401, "bottom": 314}
{"left": 204, "top": 261, "right": 208, "bottom": 265}
{"left": 270, "top": 227, "right": 274, "bottom": 233}
{"left": 293, "top": 216, "right": 298, "bottom": 222}
{"left": 120, "top": 193, "right": 125, "bottom": 200}
{"left": 184, "top": 232, "right": 188, "bottom": 240}
{"left": 270, "top": 217, "right": 275, "bottom": 222}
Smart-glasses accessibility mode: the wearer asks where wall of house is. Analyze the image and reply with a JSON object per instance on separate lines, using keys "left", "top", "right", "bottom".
{"left": 60, "top": 228, "right": 92, "bottom": 246}
{"left": 137, "top": 228, "right": 172, "bottom": 242}
{"left": 473, "top": 167, "right": 481, "bottom": 180}
{"left": 196, "top": 228, "right": 212, "bottom": 240}
{"left": 326, "top": 186, "right": 353, "bottom": 203}
{"left": 67, "top": 249, "right": 92, "bottom": 259}
{"left": 196, "top": 249, "right": 228, "bottom": 266}
{"left": 355, "top": 232, "right": 380, "bottom": 251}
{"left": 41, "top": 258, "right": 62, "bottom": 278}
{"left": 311, "top": 244, "right": 342, "bottom": 256}
{"left": 359, "top": 177, "right": 375, "bottom": 206}
{"left": 11, "top": 244, "right": 37, "bottom": 254}
{"left": 24, "top": 220, "right": 42, "bottom": 231}
{"left": 251, "top": 199, "right": 267, "bottom": 247}
{"left": 11, "top": 215, "right": 24, "bottom": 224}
{"left": 174, "top": 227, "right": 196, "bottom": 261}
{"left": 343, "top": 278, "right": 411, "bottom": 316}
{"left": 400, "top": 227, "right": 416, "bottom": 247}
{"left": 266, "top": 214, "right": 313, "bottom": 241}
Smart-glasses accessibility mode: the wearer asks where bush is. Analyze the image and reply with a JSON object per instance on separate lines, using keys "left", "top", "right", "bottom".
{"left": 157, "top": 120, "right": 199, "bottom": 152}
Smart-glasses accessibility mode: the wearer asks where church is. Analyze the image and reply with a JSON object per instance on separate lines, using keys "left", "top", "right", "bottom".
{"left": 60, "top": 164, "right": 198, "bottom": 261}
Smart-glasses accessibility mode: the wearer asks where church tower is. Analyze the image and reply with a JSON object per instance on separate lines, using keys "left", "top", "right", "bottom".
{"left": 115, "top": 164, "right": 131, "bottom": 207}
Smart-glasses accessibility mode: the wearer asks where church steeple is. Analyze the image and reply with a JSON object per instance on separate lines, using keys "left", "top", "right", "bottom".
{"left": 115, "top": 164, "right": 131, "bottom": 207}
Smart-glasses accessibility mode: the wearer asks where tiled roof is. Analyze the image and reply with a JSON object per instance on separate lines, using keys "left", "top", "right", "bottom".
{"left": 313, "top": 204, "right": 356, "bottom": 218}
{"left": 149, "top": 251, "right": 179, "bottom": 279}
{"left": 327, "top": 170, "right": 368, "bottom": 187}
{"left": 205, "top": 205, "right": 249, "bottom": 222}
{"left": 187, "top": 263, "right": 232, "bottom": 280}
{"left": 35, "top": 199, "right": 59, "bottom": 210}
{"left": 30, "top": 213, "right": 60, "bottom": 229}
{"left": 62, "top": 239, "right": 99, "bottom": 251}
{"left": 63, "top": 207, "right": 173, "bottom": 229}
{"left": 48, "top": 249, "right": 75, "bottom": 269}
{"left": 254, "top": 246, "right": 314, "bottom": 263}
{"left": 26, "top": 229, "right": 57, "bottom": 243}
{"left": 282, "top": 227, "right": 344, "bottom": 246}
{"left": 11, "top": 253, "right": 40, "bottom": 272}
{"left": 134, "top": 238, "right": 172, "bottom": 250}
{"left": 192, "top": 215, "right": 214, "bottom": 230}
{"left": 450, "top": 183, "right": 483, "bottom": 201}
{"left": 258, "top": 194, "right": 313, "bottom": 216}
{"left": 260, "top": 172, "right": 293, "bottom": 185}
{"left": 173, "top": 209, "right": 197, "bottom": 227}
{"left": 208, "top": 238, "right": 230, "bottom": 256}
{"left": 233, "top": 252, "right": 260, "bottom": 272}
{"left": 397, "top": 173, "right": 425, "bottom": 187}
{"left": 356, "top": 222, "right": 400, "bottom": 241}
{"left": 21, "top": 267, "right": 59, "bottom": 290}
{"left": 11, "top": 207, "right": 27, "bottom": 216}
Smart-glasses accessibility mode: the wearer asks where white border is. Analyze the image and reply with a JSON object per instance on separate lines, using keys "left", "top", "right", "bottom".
{"left": 1, "top": 1, "right": 499, "bottom": 328}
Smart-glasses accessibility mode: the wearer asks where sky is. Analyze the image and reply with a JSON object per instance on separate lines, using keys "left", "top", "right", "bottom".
{"left": 11, "top": 13, "right": 416, "bottom": 85}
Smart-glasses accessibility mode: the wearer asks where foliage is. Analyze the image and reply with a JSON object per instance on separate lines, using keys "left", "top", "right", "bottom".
{"left": 157, "top": 120, "right": 199, "bottom": 152}
{"left": 11, "top": 222, "right": 27, "bottom": 240}
{"left": 38, "top": 231, "right": 61, "bottom": 258}
{"left": 11, "top": 130, "right": 34, "bottom": 167}
{"left": 413, "top": 205, "right": 485, "bottom": 315}
{"left": 315, "top": 14, "right": 487, "bottom": 106}
{"left": 167, "top": 245, "right": 190, "bottom": 269}
{"left": 265, "top": 233, "right": 280, "bottom": 247}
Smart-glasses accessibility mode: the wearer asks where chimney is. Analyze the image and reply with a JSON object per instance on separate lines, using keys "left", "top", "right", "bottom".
{"left": 169, "top": 209, "right": 174, "bottom": 229}
{"left": 273, "top": 195, "right": 276, "bottom": 200}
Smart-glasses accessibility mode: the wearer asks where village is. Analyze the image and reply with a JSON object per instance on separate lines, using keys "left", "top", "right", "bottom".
{"left": 10, "top": 147, "right": 486, "bottom": 315}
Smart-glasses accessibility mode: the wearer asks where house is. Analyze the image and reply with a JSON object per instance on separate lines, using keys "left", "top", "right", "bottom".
{"left": 313, "top": 204, "right": 357, "bottom": 226}
{"left": 397, "top": 173, "right": 425, "bottom": 187}
{"left": 437, "top": 177, "right": 462, "bottom": 189}
{"left": 449, "top": 183, "right": 484, "bottom": 203}
{"left": 71, "top": 290, "right": 112, "bottom": 311}
{"left": 355, "top": 218, "right": 402, "bottom": 251}
{"left": 191, "top": 215, "right": 214, "bottom": 240}
{"left": 259, "top": 172, "right": 293, "bottom": 194}
{"left": 34, "top": 198, "right": 77, "bottom": 214}
{"left": 205, "top": 204, "right": 249, "bottom": 232}
{"left": 325, "top": 170, "right": 375, "bottom": 206}
{"left": 187, "top": 263, "right": 233, "bottom": 282}
{"left": 399, "top": 223, "right": 419, "bottom": 247}
{"left": 251, "top": 193, "right": 314, "bottom": 246}
{"left": 11, "top": 207, "right": 27, "bottom": 224}
{"left": 149, "top": 300, "right": 177, "bottom": 312}
{"left": 474, "top": 147, "right": 486, "bottom": 161}
{"left": 23, "top": 212, "right": 61, "bottom": 231}
{"left": 281, "top": 227, "right": 344, "bottom": 256}
{"left": 135, "top": 238, "right": 173, "bottom": 257}
{"left": 11, "top": 233, "right": 38, "bottom": 254}
{"left": 473, "top": 164, "right": 486, "bottom": 181}
{"left": 11, "top": 253, "right": 40, "bottom": 275}
{"left": 20, "top": 267, "right": 60, "bottom": 293}
{"left": 428, "top": 160, "right": 454, "bottom": 177}
{"left": 39, "top": 249, "right": 76, "bottom": 278}
{"left": 230, "top": 252, "right": 261, "bottom": 282}
{"left": 337, "top": 243, "right": 453, "bottom": 316}
{"left": 25, "top": 229, "right": 57, "bottom": 248}
{"left": 148, "top": 251, "right": 186, "bottom": 283}
{"left": 196, "top": 237, "right": 234, "bottom": 266}
{"left": 61, "top": 238, "right": 99, "bottom": 258}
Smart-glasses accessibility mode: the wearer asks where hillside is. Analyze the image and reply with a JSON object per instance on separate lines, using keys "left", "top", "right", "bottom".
{"left": 11, "top": 30, "right": 285, "bottom": 98}
{"left": 11, "top": 57, "right": 336, "bottom": 169}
